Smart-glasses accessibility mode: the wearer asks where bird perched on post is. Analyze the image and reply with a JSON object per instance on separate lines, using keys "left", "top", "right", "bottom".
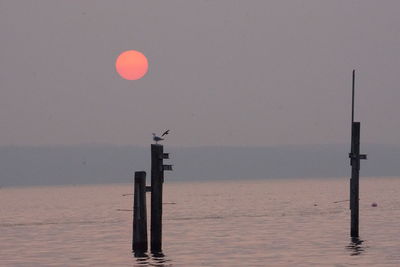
{"left": 152, "top": 133, "right": 164, "bottom": 144}
{"left": 152, "top": 130, "right": 170, "bottom": 144}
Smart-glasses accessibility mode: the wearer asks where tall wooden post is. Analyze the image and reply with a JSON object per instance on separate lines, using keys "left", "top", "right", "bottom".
{"left": 350, "top": 122, "right": 360, "bottom": 237}
{"left": 151, "top": 144, "right": 164, "bottom": 252}
{"left": 349, "top": 70, "right": 367, "bottom": 238}
{"left": 132, "top": 171, "right": 148, "bottom": 252}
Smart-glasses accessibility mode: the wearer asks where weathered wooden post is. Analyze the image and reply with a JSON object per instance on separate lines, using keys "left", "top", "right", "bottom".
{"left": 132, "top": 171, "right": 148, "bottom": 252}
{"left": 150, "top": 144, "right": 172, "bottom": 252}
{"left": 349, "top": 70, "right": 367, "bottom": 238}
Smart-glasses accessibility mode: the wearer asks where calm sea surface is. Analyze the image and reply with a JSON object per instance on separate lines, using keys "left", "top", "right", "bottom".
{"left": 1, "top": 178, "right": 400, "bottom": 266}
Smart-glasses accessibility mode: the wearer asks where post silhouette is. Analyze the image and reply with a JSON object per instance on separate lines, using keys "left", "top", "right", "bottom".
{"left": 132, "top": 171, "right": 148, "bottom": 252}
{"left": 150, "top": 144, "right": 172, "bottom": 252}
{"left": 349, "top": 70, "right": 367, "bottom": 238}
{"left": 151, "top": 144, "right": 163, "bottom": 252}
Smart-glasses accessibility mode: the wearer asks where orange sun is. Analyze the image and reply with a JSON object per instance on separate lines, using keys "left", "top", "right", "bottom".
{"left": 115, "top": 50, "right": 148, "bottom": 80}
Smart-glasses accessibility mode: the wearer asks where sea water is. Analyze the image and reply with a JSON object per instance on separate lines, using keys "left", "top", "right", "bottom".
{"left": 1, "top": 178, "right": 400, "bottom": 266}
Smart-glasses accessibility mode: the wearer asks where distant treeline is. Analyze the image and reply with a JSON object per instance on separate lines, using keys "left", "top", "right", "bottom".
{"left": 0, "top": 144, "right": 399, "bottom": 187}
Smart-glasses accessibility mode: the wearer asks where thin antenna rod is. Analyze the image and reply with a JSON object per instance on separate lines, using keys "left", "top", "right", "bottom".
{"left": 352, "top": 69, "right": 355, "bottom": 124}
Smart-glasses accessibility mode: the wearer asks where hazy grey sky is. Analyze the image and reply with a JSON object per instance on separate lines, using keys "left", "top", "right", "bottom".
{"left": 1, "top": 1, "right": 400, "bottom": 147}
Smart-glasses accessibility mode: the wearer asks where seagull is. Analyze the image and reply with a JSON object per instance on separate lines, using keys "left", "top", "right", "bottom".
{"left": 152, "top": 133, "right": 164, "bottom": 144}
{"left": 161, "top": 129, "right": 170, "bottom": 137}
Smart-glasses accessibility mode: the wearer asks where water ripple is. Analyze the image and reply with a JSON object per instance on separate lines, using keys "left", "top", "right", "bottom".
{"left": 0, "top": 219, "right": 121, "bottom": 228}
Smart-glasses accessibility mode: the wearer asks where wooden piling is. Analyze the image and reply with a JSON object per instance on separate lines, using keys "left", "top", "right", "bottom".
{"left": 350, "top": 122, "right": 360, "bottom": 237}
{"left": 348, "top": 70, "right": 367, "bottom": 238}
{"left": 132, "top": 171, "right": 148, "bottom": 252}
{"left": 150, "top": 144, "right": 164, "bottom": 252}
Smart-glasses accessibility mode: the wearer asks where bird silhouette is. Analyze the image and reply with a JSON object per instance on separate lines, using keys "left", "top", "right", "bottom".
{"left": 152, "top": 133, "right": 164, "bottom": 144}
{"left": 161, "top": 129, "right": 170, "bottom": 137}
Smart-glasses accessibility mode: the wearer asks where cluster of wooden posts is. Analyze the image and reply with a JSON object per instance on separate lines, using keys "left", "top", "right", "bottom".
{"left": 132, "top": 144, "right": 172, "bottom": 254}
{"left": 131, "top": 70, "right": 367, "bottom": 254}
